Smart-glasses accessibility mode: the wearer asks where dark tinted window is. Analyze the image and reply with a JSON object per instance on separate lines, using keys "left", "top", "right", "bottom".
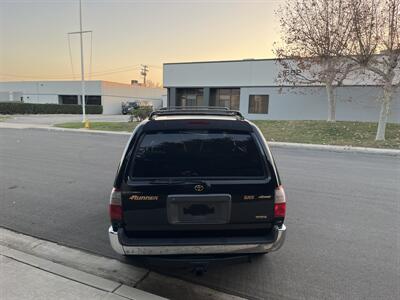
{"left": 130, "top": 130, "right": 265, "bottom": 178}
{"left": 86, "top": 96, "right": 101, "bottom": 105}
{"left": 210, "top": 88, "right": 240, "bottom": 110}
{"left": 176, "top": 88, "right": 203, "bottom": 107}
{"left": 249, "top": 95, "right": 269, "bottom": 114}
{"left": 59, "top": 95, "right": 78, "bottom": 105}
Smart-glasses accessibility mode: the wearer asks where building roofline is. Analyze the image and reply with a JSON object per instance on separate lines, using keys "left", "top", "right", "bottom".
{"left": 163, "top": 58, "right": 278, "bottom": 66}
{"left": 163, "top": 53, "right": 393, "bottom": 66}
{"left": 0, "top": 80, "right": 165, "bottom": 90}
{"left": 163, "top": 84, "right": 385, "bottom": 88}
{"left": 0, "top": 80, "right": 103, "bottom": 84}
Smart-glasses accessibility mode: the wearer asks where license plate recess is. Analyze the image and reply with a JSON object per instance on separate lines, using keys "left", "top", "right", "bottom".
{"left": 167, "top": 194, "right": 231, "bottom": 225}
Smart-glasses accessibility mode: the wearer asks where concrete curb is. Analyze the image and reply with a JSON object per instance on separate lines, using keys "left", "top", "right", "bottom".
{"left": 1, "top": 122, "right": 399, "bottom": 156}
{"left": 0, "top": 227, "right": 245, "bottom": 300}
{"left": 0, "top": 122, "right": 131, "bottom": 136}
{"left": 269, "top": 141, "right": 400, "bottom": 156}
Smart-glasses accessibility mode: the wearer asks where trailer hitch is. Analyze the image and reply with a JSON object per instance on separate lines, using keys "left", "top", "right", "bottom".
{"left": 191, "top": 262, "right": 209, "bottom": 276}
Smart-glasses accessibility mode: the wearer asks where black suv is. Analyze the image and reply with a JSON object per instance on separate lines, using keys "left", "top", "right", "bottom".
{"left": 108, "top": 107, "right": 286, "bottom": 256}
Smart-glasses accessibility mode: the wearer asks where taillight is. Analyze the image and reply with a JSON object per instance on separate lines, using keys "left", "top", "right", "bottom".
{"left": 274, "top": 185, "right": 286, "bottom": 218}
{"left": 109, "top": 188, "right": 122, "bottom": 221}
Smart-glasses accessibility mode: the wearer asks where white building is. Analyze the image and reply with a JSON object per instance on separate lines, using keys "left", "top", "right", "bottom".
{"left": 163, "top": 59, "right": 400, "bottom": 123}
{"left": 0, "top": 80, "right": 166, "bottom": 114}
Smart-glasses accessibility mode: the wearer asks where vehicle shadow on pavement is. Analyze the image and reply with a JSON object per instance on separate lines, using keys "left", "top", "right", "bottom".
{"left": 122, "top": 253, "right": 266, "bottom": 277}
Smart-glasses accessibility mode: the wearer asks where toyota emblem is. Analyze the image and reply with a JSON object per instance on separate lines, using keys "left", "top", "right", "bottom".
{"left": 194, "top": 184, "right": 205, "bottom": 192}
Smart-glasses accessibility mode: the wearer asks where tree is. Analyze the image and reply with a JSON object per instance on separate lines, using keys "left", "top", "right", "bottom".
{"left": 144, "top": 80, "right": 163, "bottom": 88}
{"left": 275, "top": 0, "right": 356, "bottom": 122}
{"left": 128, "top": 106, "right": 153, "bottom": 122}
{"left": 351, "top": 0, "right": 399, "bottom": 140}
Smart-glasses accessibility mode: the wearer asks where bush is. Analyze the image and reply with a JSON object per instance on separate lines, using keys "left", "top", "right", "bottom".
{"left": 0, "top": 102, "right": 103, "bottom": 114}
{"left": 129, "top": 106, "right": 153, "bottom": 122}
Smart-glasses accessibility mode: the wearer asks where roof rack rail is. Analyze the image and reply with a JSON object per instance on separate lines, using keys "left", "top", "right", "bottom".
{"left": 159, "top": 106, "right": 229, "bottom": 111}
{"left": 149, "top": 106, "right": 244, "bottom": 120}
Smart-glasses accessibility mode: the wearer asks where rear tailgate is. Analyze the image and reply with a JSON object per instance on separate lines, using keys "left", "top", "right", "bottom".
{"left": 120, "top": 124, "right": 277, "bottom": 237}
{"left": 121, "top": 179, "right": 275, "bottom": 235}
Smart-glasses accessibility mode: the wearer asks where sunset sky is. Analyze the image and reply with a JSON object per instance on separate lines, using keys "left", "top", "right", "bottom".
{"left": 0, "top": 0, "right": 282, "bottom": 85}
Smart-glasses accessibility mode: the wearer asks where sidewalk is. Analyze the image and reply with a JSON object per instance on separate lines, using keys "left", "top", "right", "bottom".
{"left": 0, "top": 244, "right": 165, "bottom": 300}
{"left": 0, "top": 228, "right": 244, "bottom": 300}
{"left": 2, "top": 114, "right": 129, "bottom": 125}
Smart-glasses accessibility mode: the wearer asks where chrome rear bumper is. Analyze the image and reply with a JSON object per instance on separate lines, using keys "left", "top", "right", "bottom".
{"left": 108, "top": 224, "right": 286, "bottom": 256}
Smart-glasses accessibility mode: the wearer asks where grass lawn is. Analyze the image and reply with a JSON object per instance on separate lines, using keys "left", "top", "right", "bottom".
{"left": 253, "top": 120, "right": 399, "bottom": 149}
{"left": 55, "top": 120, "right": 400, "bottom": 149}
{"left": 0, "top": 116, "right": 10, "bottom": 122}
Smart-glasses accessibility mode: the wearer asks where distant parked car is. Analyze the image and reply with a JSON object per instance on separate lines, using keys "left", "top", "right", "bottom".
{"left": 121, "top": 102, "right": 139, "bottom": 115}
{"left": 108, "top": 107, "right": 286, "bottom": 258}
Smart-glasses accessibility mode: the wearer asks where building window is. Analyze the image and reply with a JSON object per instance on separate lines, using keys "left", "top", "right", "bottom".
{"left": 248, "top": 95, "right": 269, "bottom": 114}
{"left": 176, "top": 88, "right": 203, "bottom": 107}
{"left": 85, "top": 96, "right": 101, "bottom": 105}
{"left": 59, "top": 95, "right": 101, "bottom": 105}
{"left": 59, "top": 95, "right": 78, "bottom": 105}
{"left": 210, "top": 88, "right": 240, "bottom": 110}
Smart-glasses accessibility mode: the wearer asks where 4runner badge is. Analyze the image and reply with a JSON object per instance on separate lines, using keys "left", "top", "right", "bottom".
{"left": 194, "top": 184, "right": 205, "bottom": 192}
{"left": 129, "top": 195, "right": 158, "bottom": 201}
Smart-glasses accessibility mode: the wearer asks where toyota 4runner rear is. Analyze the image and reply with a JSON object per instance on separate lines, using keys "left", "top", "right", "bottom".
{"left": 108, "top": 107, "right": 286, "bottom": 256}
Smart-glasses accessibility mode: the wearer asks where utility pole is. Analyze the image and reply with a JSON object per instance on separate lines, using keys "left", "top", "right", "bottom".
{"left": 140, "top": 65, "right": 149, "bottom": 86}
{"left": 68, "top": 0, "right": 92, "bottom": 123}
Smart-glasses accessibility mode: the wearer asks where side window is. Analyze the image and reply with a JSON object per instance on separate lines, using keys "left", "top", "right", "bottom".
{"left": 59, "top": 95, "right": 78, "bottom": 105}
{"left": 86, "top": 96, "right": 101, "bottom": 105}
{"left": 248, "top": 95, "right": 269, "bottom": 114}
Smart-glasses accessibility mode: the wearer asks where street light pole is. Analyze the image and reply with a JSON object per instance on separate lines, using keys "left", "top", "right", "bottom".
{"left": 68, "top": 0, "right": 92, "bottom": 124}
{"left": 79, "top": 0, "right": 86, "bottom": 123}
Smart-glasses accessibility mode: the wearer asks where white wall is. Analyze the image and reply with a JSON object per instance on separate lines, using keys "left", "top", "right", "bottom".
{"left": 0, "top": 81, "right": 102, "bottom": 96}
{"left": 23, "top": 94, "right": 58, "bottom": 104}
{"left": 239, "top": 86, "right": 400, "bottom": 122}
{"left": 0, "top": 92, "right": 10, "bottom": 102}
{"left": 0, "top": 91, "right": 22, "bottom": 102}
{"left": 102, "top": 96, "right": 164, "bottom": 114}
{"left": 101, "top": 81, "right": 165, "bottom": 114}
{"left": 0, "top": 81, "right": 102, "bottom": 105}
{"left": 0, "top": 80, "right": 166, "bottom": 114}
{"left": 164, "top": 59, "right": 400, "bottom": 123}
{"left": 161, "top": 94, "right": 168, "bottom": 107}
{"left": 102, "top": 96, "right": 125, "bottom": 114}
{"left": 164, "top": 59, "right": 385, "bottom": 88}
{"left": 164, "top": 60, "right": 279, "bottom": 87}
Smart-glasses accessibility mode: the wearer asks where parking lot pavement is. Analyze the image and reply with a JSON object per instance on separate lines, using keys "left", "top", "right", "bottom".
{"left": 1, "top": 128, "right": 399, "bottom": 300}
{"left": 2, "top": 114, "right": 129, "bottom": 125}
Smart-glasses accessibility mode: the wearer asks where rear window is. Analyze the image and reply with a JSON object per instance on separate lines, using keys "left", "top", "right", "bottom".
{"left": 130, "top": 130, "right": 266, "bottom": 178}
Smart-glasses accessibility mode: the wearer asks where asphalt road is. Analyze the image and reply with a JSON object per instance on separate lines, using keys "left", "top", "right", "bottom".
{"left": 1, "top": 128, "right": 399, "bottom": 300}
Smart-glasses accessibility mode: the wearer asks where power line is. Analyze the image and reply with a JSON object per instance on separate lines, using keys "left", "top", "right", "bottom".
{"left": 0, "top": 65, "right": 141, "bottom": 80}
{"left": 148, "top": 64, "right": 163, "bottom": 69}
{"left": 67, "top": 34, "right": 76, "bottom": 80}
